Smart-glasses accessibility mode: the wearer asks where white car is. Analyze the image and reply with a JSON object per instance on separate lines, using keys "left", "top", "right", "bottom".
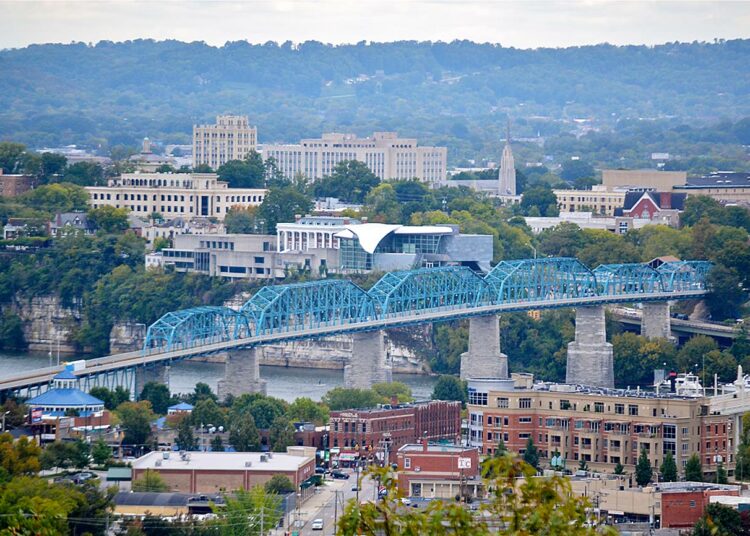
{"left": 311, "top": 518, "right": 324, "bottom": 530}
{"left": 400, "top": 498, "right": 411, "bottom": 506}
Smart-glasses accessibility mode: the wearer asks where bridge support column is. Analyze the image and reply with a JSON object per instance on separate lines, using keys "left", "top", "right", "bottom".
{"left": 566, "top": 305, "right": 614, "bottom": 388}
{"left": 641, "top": 302, "right": 673, "bottom": 340}
{"left": 344, "top": 331, "right": 391, "bottom": 389}
{"left": 217, "top": 348, "right": 267, "bottom": 400}
{"left": 134, "top": 364, "right": 167, "bottom": 398}
{"left": 460, "top": 315, "right": 508, "bottom": 380}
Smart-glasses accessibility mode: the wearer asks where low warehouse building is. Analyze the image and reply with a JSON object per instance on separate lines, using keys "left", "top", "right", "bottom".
{"left": 131, "top": 446, "right": 316, "bottom": 494}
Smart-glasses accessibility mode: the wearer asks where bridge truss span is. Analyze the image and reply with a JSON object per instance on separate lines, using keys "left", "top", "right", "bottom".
{"left": 594, "top": 263, "right": 664, "bottom": 295}
{"left": 658, "top": 261, "right": 712, "bottom": 292}
{"left": 143, "top": 306, "right": 251, "bottom": 353}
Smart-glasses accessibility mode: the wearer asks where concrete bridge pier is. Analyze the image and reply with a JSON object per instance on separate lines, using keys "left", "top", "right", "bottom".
{"left": 460, "top": 315, "right": 508, "bottom": 380}
{"left": 217, "top": 348, "right": 267, "bottom": 400}
{"left": 134, "top": 364, "right": 168, "bottom": 398}
{"left": 566, "top": 305, "right": 614, "bottom": 388}
{"left": 344, "top": 330, "right": 392, "bottom": 389}
{"left": 641, "top": 302, "right": 673, "bottom": 340}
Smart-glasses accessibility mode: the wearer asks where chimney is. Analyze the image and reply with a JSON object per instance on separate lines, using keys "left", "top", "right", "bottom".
{"left": 294, "top": 214, "right": 302, "bottom": 222}
{"left": 659, "top": 192, "right": 672, "bottom": 209}
{"left": 422, "top": 437, "right": 428, "bottom": 452}
{"left": 669, "top": 371, "right": 677, "bottom": 393}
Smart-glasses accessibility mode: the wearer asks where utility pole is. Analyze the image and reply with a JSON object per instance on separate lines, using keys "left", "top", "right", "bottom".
{"left": 259, "top": 505, "right": 264, "bottom": 536}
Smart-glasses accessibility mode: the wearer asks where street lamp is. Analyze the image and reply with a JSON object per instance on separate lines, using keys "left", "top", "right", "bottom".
{"left": 1, "top": 411, "right": 10, "bottom": 433}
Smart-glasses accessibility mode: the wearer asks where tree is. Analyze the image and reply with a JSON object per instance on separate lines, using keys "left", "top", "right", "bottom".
{"left": 613, "top": 462, "right": 625, "bottom": 475}
{"left": 560, "top": 159, "right": 595, "bottom": 182}
{"left": 677, "top": 336, "right": 720, "bottom": 375}
{"left": 521, "top": 186, "right": 558, "bottom": 217}
{"left": 37, "top": 152, "right": 68, "bottom": 183}
{"left": 117, "top": 400, "right": 156, "bottom": 448}
{"left": 191, "top": 398, "right": 225, "bottom": 428}
{"left": 286, "top": 397, "right": 328, "bottom": 425}
{"left": 265, "top": 474, "right": 295, "bottom": 494}
{"left": 635, "top": 448, "right": 652, "bottom": 486}
{"left": 211, "top": 435, "right": 225, "bottom": 452}
{"left": 40, "top": 440, "right": 75, "bottom": 470}
{"left": 229, "top": 413, "right": 261, "bottom": 451}
{"left": 578, "top": 459, "right": 589, "bottom": 471}
{"left": 372, "top": 381, "right": 413, "bottom": 403}
{"left": 70, "top": 438, "right": 91, "bottom": 469}
{"left": 685, "top": 453, "right": 704, "bottom": 482}
{"left": 660, "top": 451, "right": 678, "bottom": 482}
{"left": 176, "top": 416, "right": 197, "bottom": 451}
{"left": 63, "top": 161, "right": 105, "bottom": 186}
{"left": 0, "top": 433, "right": 41, "bottom": 476}
{"left": 338, "top": 458, "right": 611, "bottom": 536}
{"left": 217, "top": 151, "right": 266, "bottom": 188}
{"left": 706, "top": 265, "right": 746, "bottom": 320}
{"left": 139, "top": 381, "right": 172, "bottom": 415}
{"left": 152, "top": 236, "right": 170, "bottom": 251}
{"left": 321, "top": 387, "right": 385, "bottom": 411}
{"left": 213, "top": 485, "right": 282, "bottom": 536}
{"left": 431, "top": 375, "right": 467, "bottom": 404}
{"left": 0, "top": 476, "right": 85, "bottom": 535}
{"left": 20, "top": 183, "right": 89, "bottom": 213}
{"left": 189, "top": 382, "right": 218, "bottom": 405}
{"left": 193, "top": 163, "right": 213, "bottom": 173}
{"left": 717, "top": 462, "right": 728, "bottom": 484}
{"left": 313, "top": 160, "right": 380, "bottom": 203}
{"left": 523, "top": 437, "right": 539, "bottom": 470}
{"left": 132, "top": 469, "right": 169, "bottom": 492}
{"left": 248, "top": 398, "right": 287, "bottom": 429}
{"left": 692, "top": 502, "right": 743, "bottom": 536}
{"left": 269, "top": 416, "right": 296, "bottom": 452}
{"left": 91, "top": 437, "right": 112, "bottom": 466}
{"left": 89, "top": 386, "right": 130, "bottom": 410}
{"left": 225, "top": 206, "right": 260, "bottom": 233}
{"left": 257, "top": 185, "right": 313, "bottom": 234}
{"left": 0, "top": 142, "right": 28, "bottom": 173}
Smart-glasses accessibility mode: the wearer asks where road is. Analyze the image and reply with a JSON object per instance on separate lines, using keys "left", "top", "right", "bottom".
{"left": 291, "top": 469, "right": 375, "bottom": 536}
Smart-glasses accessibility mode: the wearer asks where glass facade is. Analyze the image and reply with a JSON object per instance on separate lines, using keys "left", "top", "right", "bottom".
{"left": 339, "top": 233, "right": 444, "bottom": 271}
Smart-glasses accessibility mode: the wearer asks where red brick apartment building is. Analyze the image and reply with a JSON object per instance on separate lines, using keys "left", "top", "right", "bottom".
{"left": 329, "top": 400, "right": 461, "bottom": 462}
{"left": 396, "top": 441, "right": 482, "bottom": 499}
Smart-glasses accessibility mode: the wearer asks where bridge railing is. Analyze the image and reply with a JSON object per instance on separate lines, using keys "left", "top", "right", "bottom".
{"left": 141, "top": 258, "right": 713, "bottom": 354}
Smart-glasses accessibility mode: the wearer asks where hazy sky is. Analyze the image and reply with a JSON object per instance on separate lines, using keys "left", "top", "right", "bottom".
{"left": 0, "top": 0, "right": 748, "bottom": 50}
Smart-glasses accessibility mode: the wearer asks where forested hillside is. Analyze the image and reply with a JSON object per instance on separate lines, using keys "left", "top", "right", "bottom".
{"left": 1, "top": 39, "right": 749, "bottom": 162}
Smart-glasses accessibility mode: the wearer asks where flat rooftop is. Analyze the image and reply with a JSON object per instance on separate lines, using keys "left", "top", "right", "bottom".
{"left": 399, "top": 443, "right": 472, "bottom": 454}
{"left": 133, "top": 450, "right": 313, "bottom": 472}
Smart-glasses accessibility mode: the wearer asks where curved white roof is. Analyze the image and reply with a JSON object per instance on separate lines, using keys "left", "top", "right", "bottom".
{"left": 333, "top": 224, "right": 454, "bottom": 254}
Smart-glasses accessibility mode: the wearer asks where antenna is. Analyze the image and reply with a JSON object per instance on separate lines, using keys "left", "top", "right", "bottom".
{"left": 506, "top": 117, "right": 511, "bottom": 144}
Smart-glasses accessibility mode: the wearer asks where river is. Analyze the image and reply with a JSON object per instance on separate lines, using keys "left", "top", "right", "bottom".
{"left": 0, "top": 351, "right": 437, "bottom": 402}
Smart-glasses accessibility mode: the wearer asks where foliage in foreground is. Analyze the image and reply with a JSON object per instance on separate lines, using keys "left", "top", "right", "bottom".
{"left": 337, "top": 455, "right": 615, "bottom": 535}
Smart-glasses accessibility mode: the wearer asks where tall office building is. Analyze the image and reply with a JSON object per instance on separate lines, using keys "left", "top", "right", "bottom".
{"left": 262, "top": 132, "right": 447, "bottom": 187}
{"left": 499, "top": 122, "right": 516, "bottom": 196}
{"left": 193, "top": 115, "right": 258, "bottom": 170}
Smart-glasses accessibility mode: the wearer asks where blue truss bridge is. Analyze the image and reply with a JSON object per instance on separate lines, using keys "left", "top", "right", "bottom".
{"left": 0, "top": 258, "right": 711, "bottom": 398}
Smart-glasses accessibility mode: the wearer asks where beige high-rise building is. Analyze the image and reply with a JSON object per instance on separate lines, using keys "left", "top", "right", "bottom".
{"left": 262, "top": 132, "right": 447, "bottom": 187}
{"left": 602, "top": 169, "right": 687, "bottom": 192}
{"left": 193, "top": 115, "right": 258, "bottom": 170}
{"left": 554, "top": 185, "right": 627, "bottom": 216}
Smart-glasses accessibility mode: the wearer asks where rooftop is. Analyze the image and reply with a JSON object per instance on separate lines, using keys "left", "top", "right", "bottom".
{"left": 27, "top": 388, "right": 104, "bottom": 407}
{"left": 399, "top": 443, "right": 472, "bottom": 454}
{"left": 335, "top": 223, "right": 458, "bottom": 254}
{"left": 684, "top": 171, "right": 750, "bottom": 188}
{"left": 168, "top": 402, "right": 194, "bottom": 411}
{"left": 132, "top": 448, "right": 314, "bottom": 472}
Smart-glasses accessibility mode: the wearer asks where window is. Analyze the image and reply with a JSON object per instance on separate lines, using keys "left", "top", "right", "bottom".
{"left": 615, "top": 404, "right": 624, "bottom": 415}
{"left": 560, "top": 400, "right": 571, "bottom": 410}
{"left": 519, "top": 417, "right": 532, "bottom": 424}
{"left": 519, "top": 398, "right": 532, "bottom": 409}
{"left": 404, "top": 457, "right": 411, "bottom": 469}
{"left": 663, "top": 425, "right": 676, "bottom": 439}
{"left": 594, "top": 402, "right": 604, "bottom": 413}
{"left": 254, "top": 256, "right": 265, "bottom": 264}
{"left": 628, "top": 405, "right": 639, "bottom": 416}
{"left": 497, "top": 398, "right": 509, "bottom": 408}
{"left": 468, "top": 391, "right": 488, "bottom": 406}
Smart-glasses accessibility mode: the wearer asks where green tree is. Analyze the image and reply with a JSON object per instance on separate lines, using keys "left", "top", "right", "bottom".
{"left": 560, "top": 159, "right": 595, "bottom": 182}
{"left": 88, "top": 205, "right": 130, "bottom": 233}
{"left": 225, "top": 206, "right": 260, "bottom": 233}
{"left": 692, "top": 502, "right": 742, "bottom": 536}
{"left": 248, "top": 398, "right": 287, "bottom": 429}
{"left": 152, "top": 236, "right": 170, "bottom": 251}
{"left": 211, "top": 435, "right": 225, "bottom": 452}
{"left": 257, "top": 185, "right": 313, "bottom": 234}
{"left": 372, "top": 381, "right": 413, "bottom": 403}
{"left": 217, "top": 151, "right": 266, "bottom": 188}
{"left": 0, "top": 311, "right": 26, "bottom": 350}
{"left": 117, "top": 400, "right": 156, "bottom": 448}
{"left": 37, "top": 152, "right": 68, "bottom": 183}
{"left": 20, "top": 182, "right": 89, "bottom": 213}
{"left": 229, "top": 413, "right": 261, "bottom": 451}
{"left": 716, "top": 462, "right": 728, "bottom": 484}
{"left": 269, "top": 416, "right": 296, "bottom": 453}
{"left": 132, "top": 469, "right": 169, "bottom": 492}
{"left": 139, "top": 381, "right": 172, "bottom": 415}
{"left": 521, "top": 186, "right": 558, "bottom": 217}
{"left": 635, "top": 448, "right": 653, "bottom": 486}
{"left": 313, "top": 160, "right": 380, "bottom": 203}
{"left": 0, "top": 476, "right": 85, "bottom": 535}
{"left": 213, "top": 485, "right": 282, "bottom": 536}
{"left": 265, "top": 474, "right": 295, "bottom": 494}
{"left": 91, "top": 437, "right": 112, "bottom": 466}
{"left": 286, "top": 397, "right": 328, "bottom": 425}
{"left": 191, "top": 398, "right": 226, "bottom": 428}
{"left": 176, "top": 417, "right": 197, "bottom": 451}
{"left": 193, "top": 163, "right": 213, "bottom": 173}
{"left": 613, "top": 462, "right": 625, "bottom": 475}
{"left": 660, "top": 451, "right": 678, "bottom": 482}
{"left": 89, "top": 386, "right": 130, "bottom": 410}
{"left": 0, "top": 433, "right": 41, "bottom": 476}
{"left": 63, "top": 161, "right": 105, "bottom": 186}
{"left": 189, "top": 382, "right": 219, "bottom": 405}
{"left": 677, "top": 336, "right": 720, "bottom": 376}
{"left": 0, "top": 142, "right": 29, "bottom": 173}
{"left": 706, "top": 265, "right": 746, "bottom": 320}
{"left": 431, "top": 375, "right": 467, "bottom": 404}
{"left": 685, "top": 453, "right": 704, "bottom": 482}
{"left": 364, "top": 183, "right": 402, "bottom": 223}
{"left": 40, "top": 440, "right": 74, "bottom": 470}
{"left": 523, "top": 437, "right": 539, "bottom": 470}
{"left": 70, "top": 438, "right": 91, "bottom": 469}
{"left": 321, "top": 387, "right": 384, "bottom": 411}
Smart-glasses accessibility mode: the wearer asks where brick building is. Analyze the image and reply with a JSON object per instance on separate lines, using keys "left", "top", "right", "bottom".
{"left": 395, "top": 441, "right": 482, "bottom": 499}
{"left": 0, "top": 171, "right": 34, "bottom": 197}
{"left": 660, "top": 485, "right": 741, "bottom": 529}
{"left": 131, "top": 447, "right": 316, "bottom": 494}
{"left": 329, "top": 400, "right": 461, "bottom": 463}
{"left": 467, "top": 375, "right": 746, "bottom": 478}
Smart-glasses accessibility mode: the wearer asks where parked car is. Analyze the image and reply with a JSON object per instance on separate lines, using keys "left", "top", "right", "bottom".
{"left": 315, "top": 466, "right": 327, "bottom": 474}
{"left": 332, "top": 471, "right": 349, "bottom": 480}
{"left": 311, "top": 518, "right": 324, "bottom": 530}
{"left": 71, "top": 472, "right": 95, "bottom": 484}
{"left": 400, "top": 498, "right": 411, "bottom": 506}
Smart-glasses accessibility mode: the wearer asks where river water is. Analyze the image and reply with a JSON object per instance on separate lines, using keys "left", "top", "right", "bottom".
{"left": 0, "top": 351, "right": 437, "bottom": 402}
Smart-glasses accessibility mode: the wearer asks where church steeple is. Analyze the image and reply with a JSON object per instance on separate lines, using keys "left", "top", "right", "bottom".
{"left": 499, "top": 118, "right": 517, "bottom": 196}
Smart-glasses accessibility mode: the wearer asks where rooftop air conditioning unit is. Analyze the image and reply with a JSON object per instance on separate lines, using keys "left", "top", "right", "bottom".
{"left": 155, "top": 460, "right": 162, "bottom": 467}
{"left": 245, "top": 461, "right": 252, "bottom": 467}
{"left": 260, "top": 455, "right": 267, "bottom": 463}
